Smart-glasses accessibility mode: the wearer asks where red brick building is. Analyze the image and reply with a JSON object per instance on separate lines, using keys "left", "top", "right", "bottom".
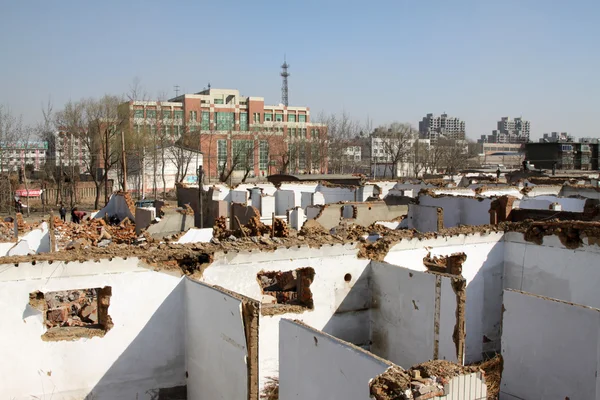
{"left": 122, "top": 88, "right": 327, "bottom": 181}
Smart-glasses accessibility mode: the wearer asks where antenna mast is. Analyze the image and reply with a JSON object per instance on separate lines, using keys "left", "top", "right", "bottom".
{"left": 174, "top": 85, "right": 180, "bottom": 97}
{"left": 280, "top": 56, "right": 290, "bottom": 106}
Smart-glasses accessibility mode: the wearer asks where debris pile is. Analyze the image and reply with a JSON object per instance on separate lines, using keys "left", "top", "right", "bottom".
{"left": 273, "top": 218, "right": 289, "bottom": 237}
{"left": 213, "top": 216, "right": 290, "bottom": 239}
{"left": 370, "top": 361, "right": 483, "bottom": 400}
{"left": 0, "top": 214, "right": 32, "bottom": 241}
{"left": 53, "top": 216, "right": 138, "bottom": 249}
{"left": 470, "top": 354, "right": 502, "bottom": 400}
{"left": 176, "top": 204, "right": 195, "bottom": 215}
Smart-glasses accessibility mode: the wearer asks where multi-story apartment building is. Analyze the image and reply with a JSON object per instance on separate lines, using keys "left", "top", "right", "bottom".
{"left": 419, "top": 113, "right": 466, "bottom": 142}
{"left": 47, "top": 131, "right": 91, "bottom": 170}
{"left": 0, "top": 141, "right": 48, "bottom": 172}
{"left": 525, "top": 142, "right": 598, "bottom": 171}
{"left": 122, "top": 88, "right": 327, "bottom": 181}
{"left": 539, "top": 132, "right": 575, "bottom": 143}
{"left": 478, "top": 117, "right": 530, "bottom": 144}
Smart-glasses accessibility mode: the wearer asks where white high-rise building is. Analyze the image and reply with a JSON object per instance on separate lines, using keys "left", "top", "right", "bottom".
{"left": 419, "top": 113, "right": 466, "bottom": 143}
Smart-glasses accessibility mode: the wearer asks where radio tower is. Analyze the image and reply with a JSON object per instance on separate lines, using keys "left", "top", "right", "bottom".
{"left": 280, "top": 56, "right": 290, "bottom": 106}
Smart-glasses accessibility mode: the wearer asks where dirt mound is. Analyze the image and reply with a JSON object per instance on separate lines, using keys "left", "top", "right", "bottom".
{"left": 300, "top": 219, "right": 328, "bottom": 236}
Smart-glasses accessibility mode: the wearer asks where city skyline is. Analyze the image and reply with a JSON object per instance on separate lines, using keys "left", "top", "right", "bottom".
{"left": 1, "top": 1, "right": 598, "bottom": 140}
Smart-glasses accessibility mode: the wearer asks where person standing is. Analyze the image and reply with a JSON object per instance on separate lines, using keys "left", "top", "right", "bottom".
{"left": 59, "top": 203, "right": 67, "bottom": 222}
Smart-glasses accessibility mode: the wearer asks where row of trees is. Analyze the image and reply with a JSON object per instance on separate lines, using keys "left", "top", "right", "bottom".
{"left": 315, "top": 112, "right": 479, "bottom": 177}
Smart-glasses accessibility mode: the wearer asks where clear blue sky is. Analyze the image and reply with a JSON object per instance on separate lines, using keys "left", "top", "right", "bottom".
{"left": 1, "top": 0, "right": 598, "bottom": 140}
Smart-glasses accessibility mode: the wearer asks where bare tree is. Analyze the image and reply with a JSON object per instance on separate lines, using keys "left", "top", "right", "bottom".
{"left": 54, "top": 101, "right": 86, "bottom": 207}
{"left": 375, "top": 122, "right": 416, "bottom": 178}
{"left": 437, "top": 138, "right": 470, "bottom": 175}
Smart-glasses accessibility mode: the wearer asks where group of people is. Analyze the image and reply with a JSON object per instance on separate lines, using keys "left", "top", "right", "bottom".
{"left": 58, "top": 203, "right": 87, "bottom": 224}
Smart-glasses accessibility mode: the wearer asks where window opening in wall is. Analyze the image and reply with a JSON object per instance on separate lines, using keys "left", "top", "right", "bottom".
{"left": 341, "top": 204, "right": 357, "bottom": 219}
{"left": 257, "top": 267, "right": 315, "bottom": 315}
{"left": 29, "top": 286, "right": 113, "bottom": 341}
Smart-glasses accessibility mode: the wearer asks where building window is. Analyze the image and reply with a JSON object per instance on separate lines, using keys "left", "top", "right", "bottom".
{"left": 174, "top": 110, "right": 184, "bottom": 120}
{"left": 201, "top": 111, "right": 210, "bottom": 130}
{"left": 232, "top": 140, "right": 254, "bottom": 171}
{"left": 163, "top": 109, "right": 172, "bottom": 119}
{"left": 561, "top": 145, "right": 573, "bottom": 152}
{"left": 239, "top": 113, "right": 248, "bottom": 131}
{"left": 299, "top": 142, "right": 306, "bottom": 170}
{"left": 259, "top": 140, "right": 269, "bottom": 170}
{"left": 134, "top": 109, "right": 144, "bottom": 119}
{"left": 164, "top": 125, "right": 170, "bottom": 136}
{"left": 264, "top": 113, "right": 273, "bottom": 122}
{"left": 299, "top": 114, "right": 306, "bottom": 123}
{"left": 189, "top": 111, "right": 197, "bottom": 122}
{"left": 288, "top": 114, "right": 296, "bottom": 122}
{"left": 216, "top": 112, "right": 235, "bottom": 131}
{"left": 275, "top": 113, "right": 283, "bottom": 122}
{"left": 146, "top": 110, "right": 157, "bottom": 119}
{"left": 253, "top": 112, "right": 261, "bottom": 123}
{"left": 217, "top": 139, "right": 227, "bottom": 167}
{"left": 174, "top": 125, "right": 182, "bottom": 136}
{"left": 301, "top": 128, "right": 306, "bottom": 138}
{"left": 214, "top": 98, "right": 224, "bottom": 105}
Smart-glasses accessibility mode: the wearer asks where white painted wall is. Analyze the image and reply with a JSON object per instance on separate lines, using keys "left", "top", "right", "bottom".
{"left": 418, "top": 195, "right": 491, "bottom": 227}
{"left": 275, "top": 190, "right": 295, "bottom": 215}
{"left": 370, "top": 262, "right": 458, "bottom": 367}
{"left": 305, "top": 205, "right": 321, "bottom": 220}
{"left": 279, "top": 319, "right": 390, "bottom": 400}
{"left": 0, "top": 258, "right": 186, "bottom": 400}
{"left": 201, "top": 245, "right": 371, "bottom": 388}
{"left": 478, "top": 187, "right": 522, "bottom": 198}
{"left": 300, "top": 192, "right": 312, "bottom": 210}
{"left": 406, "top": 204, "right": 440, "bottom": 232}
{"left": 501, "top": 290, "right": 600, "bottom": 400}
{"left": 384, "top": 234, "right": 505, "bottom": 363}
{"left": 526, "top": 185, "right": 562, "bottom": 197}
{"left": 360, "top": 184, "right": 376, "bottom": 201}
{"left": 316, "top": 183, "right": 356, "bottom": 203}
{"left": 504, "top": 232, "right": 600, "bottom": 308}
{"left": 560, "top": 185, "right": 600, "bottom": 200}
{"left": 95, "top": 194, "right": 135, "bottom": 222}
{"left": 230, "top": 190, "right": 248, "bottom": 204}
{"left": 177, "top": 228, "right": 213, "bottom": 244}
{"left": 517, "top": 195, "right": 587, "bottom": 212}
{"left": 288, "top": 207, "right": 306, "bottom": 230}
{"left": 185, "top": 279, "right": 248, "bottom": 400}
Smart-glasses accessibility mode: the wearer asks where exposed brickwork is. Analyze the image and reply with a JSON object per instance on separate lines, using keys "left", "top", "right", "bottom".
{"left": 29, "top": 286, "right": 113, "bottom": 341}
{"left": 257, "top": 267, "right": 315, "bottom": 312}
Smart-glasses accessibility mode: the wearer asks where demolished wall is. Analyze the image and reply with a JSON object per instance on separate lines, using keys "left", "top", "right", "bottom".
{"left": 370, "top": 261, "right": 462, "bottom": 367}
{"left": 419, "top": 195, "right": 491, "bottom": 228}
{"left": 185, "top": 279, "right": 259, "bottom": 400}
{"left": 504, "top": 231, "right": 600, "bottom": 308}
{"left": 501, "top": 289, "right": 600, "bottom": 399}
{"left": 383, "top": 233, "right": 505, "bottom": 363}
{"left": 279, "top": 319, "right": 391, "bottom": 400}
{"left": 0, "top": 259, "right": 186, "bottom": 399}
{"left": 201, "top": 244, "right": 372, "bottom": 388}
{"left": 306, "top": 202, "right": 408, "bottom": 231}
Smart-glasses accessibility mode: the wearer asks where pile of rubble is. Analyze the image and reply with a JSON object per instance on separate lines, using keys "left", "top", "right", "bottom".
{"left": 0, "top": 213, "right": 32, "bottom": 241}
{"left": 53, "top": 216, "right": 138, "bottom": 249}
{"left": 370, "top": 361, "right": 482, "bottom": 400}
{"left": 212, "top": 216, "right": 290, "bottom": 240}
